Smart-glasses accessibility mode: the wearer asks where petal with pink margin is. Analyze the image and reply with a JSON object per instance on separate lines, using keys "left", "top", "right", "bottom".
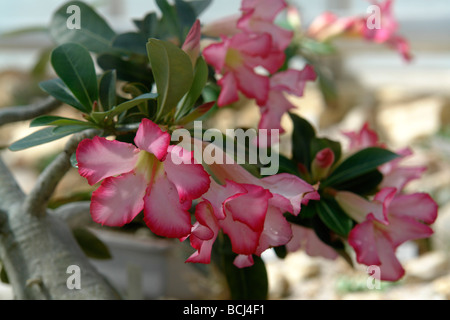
{"left": 234, "top": 254, "right": 254, "bottom": 268}
{"left": 348, "top": 216, "right": 382, "bottom": 266}
{"left": 164, "top": 145, "right": 211, "bottom": 202}
{"left": 143, "top": 174, "right": 192, "bottom": 238}
{"left": 90, "top": 171, "right": 147, "bottom": 226}
{"left": 388, "top": 193, "right": 438, "bottom": 224}
{"left": 259, "top": 173, "right": 316, "bottom": 215}
{"left": 224, "top": 183, "right": 272, "bottom": 232}
{"left": 385, "top": 214, "right": 434, "bottom": 248}
{"left": 76, "top": 136, "right": 139, "bottom": 185}
{"left": 186, "top": 200, "right": 220, "bottom": 264}
{"left": 134, "top": 118, "right": 170, "bottom": 161}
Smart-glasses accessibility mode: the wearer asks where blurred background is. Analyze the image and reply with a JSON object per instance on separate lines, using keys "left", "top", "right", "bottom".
{"left": 0, "top": 0, "right": 449, "bottom": 300}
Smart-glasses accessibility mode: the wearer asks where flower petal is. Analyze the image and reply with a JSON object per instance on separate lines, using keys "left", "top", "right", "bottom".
{"left": 164, "top": 145, "right": 211, "bottom": 202}
{"left": 374, "top": 233, "right": 405, "bottom": 281}
{"left": 260, "top": 173, "right": 316, "bottom": 215}
{"left": 388, "top": 193, "right": 438, "bottom": 224}
{"left": 143, "top": 174, "right": 192, "bottom": 238}
{"left": 217, "top": 72, "right": 240, "bottom": 106}
{"left": 348, "top": 217, "right": 382, "bottom": 266}
{"left": 386, "top": 214, "right": 434, "bottom": 248}
{"left": 90, "top": 172, "right": 146, "bottom": 226}
{"left": 186, "top": 200, "right": 219, "bottom": 264}
{"left": 255, "top": 206, "right": 292, "bottom": 256}
{"left": 224, "top": 183, "right": 272, "bottom": 232}
{"left": 134, "top": 118, "right": 170, "bottom": 161}
{"left": 286, "top": 224, "right": 338, "bottom": 260}
{"left": 76, "top": 136, "right": 139, "bottom": 185}
{"left": 234, "top": 65, "right": 269, "bottom": 106}
{"left": 234, "top": 254, "right": 254, "bottom": 268}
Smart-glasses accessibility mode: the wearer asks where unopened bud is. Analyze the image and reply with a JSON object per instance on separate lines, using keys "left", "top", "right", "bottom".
{"left": 311, "top": 148, "right": 334, "bottom": 180}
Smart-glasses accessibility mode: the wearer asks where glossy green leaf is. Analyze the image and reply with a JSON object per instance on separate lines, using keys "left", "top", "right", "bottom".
{"left": 176, "top": 56, "right": 209, "bottom": 121}
{"left": 216, "top": 235, "right": 268, "bottom": 300}
{"left": 39, "top": 78, "right": 86, "bottom": 112}
{"left": 133, "top": 12, "right": 159, "bottom": 38}
{"left": 176, "top": 101, "right": 215, "bottom": 125}
{"left": 99, "top": 70, "right": 117, "bottom": 111}
{"left": 156, "top": 0, "right": 182, "bottom": 41}
{"left": 112, "top": 32, "right": 148, "bottom": 56}
{"left": 97, "top": 53, "right": 154, "bottom": 88}
{"left": 51, "top": 43, "right": 99, "bottom": 112}
{"left": 91, "top": 93, "right": 158, "bottom": 122}
{"left": 316, "top": 198, "right": 354, "bottom": 237}
{"left": 72, "top": 227, "right": 112, "bottom": 260}
{"left": 30, "top": 115, "right": 93, "bottom": 128}
{"left": 322, "top": 147, "right": 400, "bottom": 188}
{"left": 333, "top": 169, "right": 383, "bottom": 196}
{"left": 289, "top": 113, "right": 316, "bottom": 170}
{"left": 49, "top": 0, "right": 116, "bottom": 53}
{"left": 9, "top": 126, "right": 87, "bottom": 151}
{"left": 147, "top": 39, "right": 194, "bottom": 120}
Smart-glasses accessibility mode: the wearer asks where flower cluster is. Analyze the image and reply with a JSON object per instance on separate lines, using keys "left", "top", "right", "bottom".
{"left": 76, "top": 119, "right": 320, "bottom": 268}
{"left": 203, "top": 0, "right": 317, "bottom": 137}
{"left": 335, "top": 123, "right": 437, "bottom": 281}
{"left": 307, "top": 0, "right": 412, "bottom": 61}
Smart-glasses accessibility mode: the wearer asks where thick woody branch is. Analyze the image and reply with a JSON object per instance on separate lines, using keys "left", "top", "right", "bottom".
{"left": 23, "top": 129, "right": 100, "bottom": 217}
{"left": 0, "top": 156, "right": 25, "bottom": 214}
{"left": 0, "top": 97, "right": 62, "bottom": 127}
{"left": 51, "top": 201, "right": 93, "bottom": 229}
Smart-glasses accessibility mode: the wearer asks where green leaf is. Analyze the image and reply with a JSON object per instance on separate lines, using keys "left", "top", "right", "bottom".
{"left": 51, "top": 43, "right": 99, "bottom": 112}
{"left": 98, "top": 70, "right": 117, "bottom": 111}
{"left": 72, "top": 227, "right": 112, "bottom": 260}
{"left": 97, "top": 53, "right": 154, "bottom": 88}
{"left": 156, "top": 0, "right": 182, "bottom": 41}
{"left": 92, "top": 93, "right": 158, "bottom": 121}
{"left": 188, "top": 0, "right": 212, "bottom": 16}
{"left": 322, "top": 147, "right": 400, "bottom": 188}
{"left": 333, "top": 169, "right": 383, "bottom": 196}
{"left": 49, "top": 0, "right": 116, "bottom": 53}
{"left": 216, "top": 235, "right": 268, "bottom": 300}
{"left": 9, "top": 126, "right": 87, "bottom": 151}
{"left": 30, "top": 115, "right": 93, "bottom": 128}
{"left": 39, "top": 78, "right": 86, "bottom": 112}
{"left": 0, "top": 263, "right": 9, "bottom": 284}
{"left": 147, "top": 39, "right": 194, "bottom": 120}
{"left": 133, "top": 12, "right": 159, "bottom": 39}
{"left": 112, "top": 32, "right": 148, "bottom": 56}
{"left": 176, "top": 101, "right": 215, "bottom": 125}
{"left": 289, "top": 113, "right": 316, "bottom": 170}
{"left": 316, "top": 198, "right": 354, "bottom": 237}
{"left": 176, "top": 56, "right": 209, "bottom": 121}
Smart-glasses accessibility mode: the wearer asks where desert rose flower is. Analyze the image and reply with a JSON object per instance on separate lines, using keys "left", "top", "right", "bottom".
{"left": 257, "top": 65, "right": 317, "bottom": 136}
{"left": 343, "top": 122, "right": 426, "bottom": 192}
{"left": 237, "top": 0, "right": 294, "bottom": 51}
{"left": 185, "top": 142, "right": 319, "bottom": 267}
{"left": 203, "top": 32, "right": 285, "bottom": 107}
{"left": 76, "top": 118, "right": 210, "bottom": 239}
{"left": 336, "top": 188, "right": 438, "bottom": 281}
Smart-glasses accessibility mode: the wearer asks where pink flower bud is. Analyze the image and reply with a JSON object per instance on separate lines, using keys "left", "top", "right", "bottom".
{"left": 311, "top": 148, "right": 334, "bottom": 181}
{"left": 182, "top": 20, "right": 201, "bottom": 67}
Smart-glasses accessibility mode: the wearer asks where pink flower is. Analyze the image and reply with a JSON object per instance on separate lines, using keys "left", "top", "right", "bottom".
{"left": 342, "top": 122, "right": 383, "bottom": 152}
{"left": 203, "top": 32, "right": 285, "bottom": 107}
{"left": 258, "top": 65, "right": 317, "bottom": 135}
{"left": 362, "top": 0, "right": 413, "bottom": 62}
{"left": 343, "top": 122, "right": 426, "bottom": 192}
{"left": 307, "top": 12, "right": 358, "bottom": 42}
{"left": 336, "top": 188, "right": 438, "bottom": 281}
{"left": 186, "top": 143, "right": 319, "bottom": 267}
{"left": 237, "top": 0, "right": 294, "bottom": 51}
{"left": 286, "top": 224, "right": 339, "bottom": 260}
{"left": 76, "top": 119, "right": 211, "bottom": 239}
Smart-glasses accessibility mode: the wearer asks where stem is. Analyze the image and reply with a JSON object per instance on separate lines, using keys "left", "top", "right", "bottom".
{"left": 0, "top": 97, "right": 62, "bottom": 127}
